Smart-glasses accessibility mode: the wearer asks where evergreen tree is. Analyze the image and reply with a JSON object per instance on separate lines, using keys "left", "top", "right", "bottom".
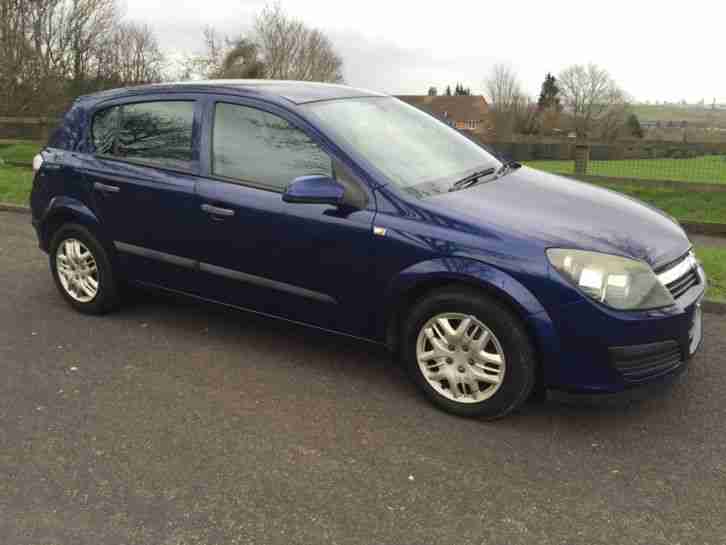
{"left": 427, "top": 86, "right": 438, "bottom": 96}
{"left": 445, "top": 85, "right": 452, "bottom": 96}
{"left": 537, "top": 73, "right": 561, "bottom": 111}
{"left": 453, "top": 82, "right": 471, "bottom": 96}
{"left": 627, "top": 113, "right": 644, "bottom": 138}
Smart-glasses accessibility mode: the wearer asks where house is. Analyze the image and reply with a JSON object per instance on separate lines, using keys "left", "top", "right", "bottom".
{"left": 395, "top": 95, "right": 492, "bottom": 135}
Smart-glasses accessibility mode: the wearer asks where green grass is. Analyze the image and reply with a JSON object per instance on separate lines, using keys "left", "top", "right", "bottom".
{"left": 0, "top": 140, "right": 42, "bottom": 166}
{"left": 0, "top": 165, "right": 33, "bottom": 205}
{"left": 630, "top": 104, "right": 726, "bottom": 127}
{"left": 696, "top": 246, "right": 726, "bottom": 302}
{"left": 525, "top": 155, "right": 726, "bottom": 184}
{"left": 598, "top": 182, "right": 726, "bottom": 224}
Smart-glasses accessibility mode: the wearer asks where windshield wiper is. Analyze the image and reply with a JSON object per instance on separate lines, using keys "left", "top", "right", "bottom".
{"left": 495, "top": 160, "right": 521, "bottom": 178}
{"left": 449, "top": 167, "right": 496, "bottom": 191}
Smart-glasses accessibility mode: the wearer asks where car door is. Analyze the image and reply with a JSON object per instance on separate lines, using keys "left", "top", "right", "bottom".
{"left": 193, "top": 98, "right": 379, "bottom": 337}
{"left": 79, "top": 97, "right": 203, "bottom": 289}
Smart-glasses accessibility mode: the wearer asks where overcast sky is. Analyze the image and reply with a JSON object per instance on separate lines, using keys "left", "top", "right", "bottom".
{"left": 122, "top": 0, "right": 725, "bottom": 103}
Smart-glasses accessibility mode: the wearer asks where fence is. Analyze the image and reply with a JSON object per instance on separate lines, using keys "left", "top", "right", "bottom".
{"left": 0, "top": 117, "right": 60, "bottom": 142}
{"left": 484, "top": 140, "right": 726, "bottom": 185}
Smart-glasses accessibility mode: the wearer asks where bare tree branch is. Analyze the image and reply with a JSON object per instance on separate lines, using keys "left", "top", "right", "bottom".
{"left": 558, "top": 64, "right": 627, "bottom": 140}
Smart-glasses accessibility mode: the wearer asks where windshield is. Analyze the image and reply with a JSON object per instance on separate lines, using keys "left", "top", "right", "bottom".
{"left": 303, "top": 97, "right": 501, "bottom": 197}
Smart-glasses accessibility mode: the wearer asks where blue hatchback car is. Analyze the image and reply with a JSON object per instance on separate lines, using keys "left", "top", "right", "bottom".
{"left": 30, "top": 80, "right": 706, "bottom": 418}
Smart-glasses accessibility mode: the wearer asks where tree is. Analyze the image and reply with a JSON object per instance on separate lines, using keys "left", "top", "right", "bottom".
{"left": 103, "top": 22, "right": 164, "bottom": 85}
{"left": 253, "top": 3, "right": 343, "bottom": 82}
{"left": 598, "top": 103, "right": 629, "bottom": 142}
{"left": 626, "top": 113, "right": 644, "bottom": 138}
{"left": 537, "top": 73, "right": 560, "bottom": 111}
{"left": 427, "top": 86, "right": 437, "bottom": 96}
{"left": 483, "top": 64, "right": 528, "bottom": 138}
{"left": 190, "top": 27, "right": 265, "bottom": 80}
{"left": 536, "top": 73, "right": 562, "bottom": 135}
{"left": 0, "top": 0, "right": 164, "bottom": 116}
{"left": 454, "top": 82, "right": 471, "bottom": 96}
{"left": 484, "top": 64, "right": 522, "bottom": 111}
{"left": 557, "top": 63, "right": 627, "bottom": 139}
{"left": 445, "top": 85, "right": 452, "bottom": 96}
{"left": 188, "top": 3, "right": 343, "bottom": 83}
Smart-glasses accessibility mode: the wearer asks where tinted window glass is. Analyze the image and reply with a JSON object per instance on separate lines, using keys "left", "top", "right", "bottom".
{"left": 213, "top": 103, "right": 331, "bottom": 190}
{"left": 92, "top": 106, "right": 119, "bottom": 155}
{"left": 116, "top": 101, "right": 195, "bottom": 169}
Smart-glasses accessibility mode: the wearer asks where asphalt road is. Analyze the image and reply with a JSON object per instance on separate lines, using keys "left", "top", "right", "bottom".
{"left": 1, "top": 210, "right": 726, "bottom": 545}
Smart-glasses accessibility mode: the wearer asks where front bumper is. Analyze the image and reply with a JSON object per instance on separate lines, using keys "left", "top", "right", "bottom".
{"left": 544, "top": 265, "right": 706, "bottom": 392}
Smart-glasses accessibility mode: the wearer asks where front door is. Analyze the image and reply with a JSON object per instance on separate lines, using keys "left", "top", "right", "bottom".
{"left": 193, "top": 100, "right": 379, "bottom": 337}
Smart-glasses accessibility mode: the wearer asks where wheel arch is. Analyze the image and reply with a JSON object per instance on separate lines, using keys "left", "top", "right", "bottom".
{"left": 383, "top": 258, "right": 559, "bottom": 381}
{"left": 40, "top": 197, "right": 113, "bottom": 257}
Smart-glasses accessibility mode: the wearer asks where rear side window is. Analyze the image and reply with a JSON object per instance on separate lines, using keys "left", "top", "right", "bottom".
{"left": 91, "top": 101, "right": 195, "bottom": 170}
{"left": 213, "top": 103, "right": 331, "bottom": 190}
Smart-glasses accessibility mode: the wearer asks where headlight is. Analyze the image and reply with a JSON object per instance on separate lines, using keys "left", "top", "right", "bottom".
{"left": 547, "top": 249, "right": 675, "bottom": 310}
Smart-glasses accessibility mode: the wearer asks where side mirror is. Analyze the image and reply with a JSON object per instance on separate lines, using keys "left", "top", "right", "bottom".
{"left": 282, "top": 175, "right": 345, "bottom": 206}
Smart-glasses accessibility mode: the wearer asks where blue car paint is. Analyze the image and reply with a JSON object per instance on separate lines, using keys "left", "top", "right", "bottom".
{"left": 30, "top": 81, "right": 705, "bottom": 393}
{"left": 283, "top": 176, "right": 346, "bottom": 205}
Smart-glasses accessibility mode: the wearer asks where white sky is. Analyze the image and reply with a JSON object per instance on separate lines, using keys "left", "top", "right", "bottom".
{"left": 121, "top": 0, "right": 726, "bottom": 103}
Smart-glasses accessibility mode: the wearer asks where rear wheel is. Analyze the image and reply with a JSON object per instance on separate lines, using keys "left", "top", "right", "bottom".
{"left": 49, "top": 223, "right": 120, "bottom": 314}
{"left": 402, "top": 287, "right": 536, "bottom": 419}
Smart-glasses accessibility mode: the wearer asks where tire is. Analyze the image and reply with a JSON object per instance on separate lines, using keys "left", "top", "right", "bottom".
{"left": 401, "top": 287, "right": 536, "bottom": 419}
{"left": 49, "top": 223, "right": 120, "bottom": 315}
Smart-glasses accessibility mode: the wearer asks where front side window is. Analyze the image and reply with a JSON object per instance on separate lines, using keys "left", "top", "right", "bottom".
{"left": 213, "top": 103, "right": 332, "bottom": 190}
{"left": 91, "top": 101, "right": 195, "bottom": 170}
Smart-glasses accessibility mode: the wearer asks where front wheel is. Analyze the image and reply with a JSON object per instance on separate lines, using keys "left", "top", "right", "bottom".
{"left": 402, "top": 288, "right": 536, "bottom": 419}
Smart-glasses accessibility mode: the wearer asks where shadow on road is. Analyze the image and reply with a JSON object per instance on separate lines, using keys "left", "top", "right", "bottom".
{"left": 119, "top": 285, "right": 692, "bottom": 425}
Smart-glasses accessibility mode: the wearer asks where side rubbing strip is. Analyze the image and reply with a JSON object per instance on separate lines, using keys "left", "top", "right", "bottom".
{"left": 114, "top": 242, "right": 196, "bottom": 269}
{"left": 113, "top": 241, "right": 336, "bottom": 304}
{"left": 199, "top": 263, "right": 336, "bottom": 304}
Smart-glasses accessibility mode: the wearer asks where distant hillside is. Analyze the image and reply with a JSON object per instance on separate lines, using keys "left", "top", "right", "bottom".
{"left": 631, "top": 104, "right": 726, "bottom": 128}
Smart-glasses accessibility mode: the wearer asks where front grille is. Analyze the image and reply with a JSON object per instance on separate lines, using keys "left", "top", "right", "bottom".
{"left": 610, "top": 340, "right": 683, "bottom": 383}
{"left": 657, "top": 251, "right": 700, "bottom": 300}
{"left": 667, "top": 268, "right": 699, "bottom": 299}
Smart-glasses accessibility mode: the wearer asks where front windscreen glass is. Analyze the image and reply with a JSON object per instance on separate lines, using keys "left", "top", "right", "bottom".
{"left": 304, "top": 97, "right": 501, "bottom": 197}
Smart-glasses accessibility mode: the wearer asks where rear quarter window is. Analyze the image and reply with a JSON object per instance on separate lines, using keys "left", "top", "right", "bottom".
{"left": 92, "top": 106, "right": 119, "bottom": 154}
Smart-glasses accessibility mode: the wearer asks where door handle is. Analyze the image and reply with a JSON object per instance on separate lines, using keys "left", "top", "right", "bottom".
{"left": 94, "top": 182, "right": 120, "bottom": 193}
{"left": 201, "top": 203, "right": 235, "bottom": 217}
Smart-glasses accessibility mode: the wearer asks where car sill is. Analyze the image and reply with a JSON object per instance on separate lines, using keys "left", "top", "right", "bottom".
{"left": 131, "top": 280, "right": 380, "bottom": 346}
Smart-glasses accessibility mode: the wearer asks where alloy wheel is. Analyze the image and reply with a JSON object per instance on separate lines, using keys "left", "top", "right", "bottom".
{"left": 55, "top": 238, "right": 99, "bottom": 303}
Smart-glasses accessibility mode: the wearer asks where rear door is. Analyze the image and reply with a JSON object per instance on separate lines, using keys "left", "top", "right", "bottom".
{"left": 80, "top": 97, "right": 202, "bottom": 288}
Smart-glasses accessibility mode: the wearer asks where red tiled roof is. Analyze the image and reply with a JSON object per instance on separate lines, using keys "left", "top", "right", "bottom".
{"left": 395, "top": 95, "right": 490, "bottom": 123}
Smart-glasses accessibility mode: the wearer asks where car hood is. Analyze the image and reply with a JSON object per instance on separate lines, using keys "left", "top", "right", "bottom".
{"left": 429, "top": 166, "right": 690, "bottom": 270}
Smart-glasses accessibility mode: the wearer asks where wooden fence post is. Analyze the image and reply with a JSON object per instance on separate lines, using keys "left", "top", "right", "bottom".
{"left": 574, "top": 143, "right": 590, "bottom": 175}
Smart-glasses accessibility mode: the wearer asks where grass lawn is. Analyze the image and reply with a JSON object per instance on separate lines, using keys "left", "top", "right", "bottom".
{"left": 0, "top": 165, "right": 33, "bottom": 205}
{"left": 0, "top": 139, "right": 42, "bottom": 166}
{"left": 598, "top": 182, "right": 726, "bottom": 224}
{"left": 696, "top": 246, "right": 726, "bottom": 302}
{"left": 525, "top": 155, "right": 726, "bottom": 185}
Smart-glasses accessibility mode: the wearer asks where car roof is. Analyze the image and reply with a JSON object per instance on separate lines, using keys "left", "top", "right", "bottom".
{"left": 80, "top": 80, "right": 386, "bottom": 106}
